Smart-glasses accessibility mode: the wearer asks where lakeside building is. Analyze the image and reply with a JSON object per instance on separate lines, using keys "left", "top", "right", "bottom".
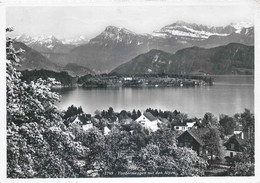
{"left": 135, "top": 112, "right": 162, "bottom": 132}
{"left": 177, "top": 129, "right": 208, "bottom": 156}
{"left": 224, "top": 134, "right": 245, "bottom": 158}
{"left": 173, "top": 120, "right": 196, "bottom": 131}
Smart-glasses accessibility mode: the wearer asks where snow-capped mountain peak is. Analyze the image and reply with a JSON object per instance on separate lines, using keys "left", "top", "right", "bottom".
{"left": 230, "top": 22, "right": 253, "bottom": 29}
{"left": 152, "top": 21, "right": 228, "bottom": 39}
{"left": 16, "top": 34, "right": 61, "bottom": 45}
{"left": 15, "top": 34, "right": 72, "bottom": 53}
{"left": 152, "top": 21, "right": 253, "bottom": 39}
{"left": 15, "top": 34, "right": 33, "bottom": 42}
{"left": 36, "top": 34, "right": 61, "bottom": 42}
{"left": 60, "top": 35, "right": 89, "bottom": 45}
{"left": 230, "top": 22, "right": 254, "bottom": 33}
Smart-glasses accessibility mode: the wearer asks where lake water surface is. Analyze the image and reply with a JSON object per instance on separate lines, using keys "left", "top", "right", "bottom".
{"left": 55, "top": 75, "right": 254, "bottom": 118}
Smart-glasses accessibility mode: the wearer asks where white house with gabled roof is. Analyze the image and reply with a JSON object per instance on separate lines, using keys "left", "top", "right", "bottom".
{"left": 135, "top": 112, "right": 162, "bottom": 131}
{"left": 104, "top": 126, "right": 111, "bottom": 135}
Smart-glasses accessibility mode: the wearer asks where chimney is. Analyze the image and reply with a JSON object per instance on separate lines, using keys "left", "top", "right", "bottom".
{"left": 240, "top": 132, "right": 244, "bottom": 139}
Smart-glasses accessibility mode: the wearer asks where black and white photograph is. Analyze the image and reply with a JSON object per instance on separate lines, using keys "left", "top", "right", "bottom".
{"left": 1, "top": 0, "right": 259, "bottom": 181}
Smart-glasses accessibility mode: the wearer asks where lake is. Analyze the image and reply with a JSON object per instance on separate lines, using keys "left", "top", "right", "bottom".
{"left": 55, "top": 75, "right": 254, "bottom": 118}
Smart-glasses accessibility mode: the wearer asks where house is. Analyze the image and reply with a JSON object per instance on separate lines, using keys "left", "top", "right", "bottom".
{"left": 234, "top": 124, "right": 243, "bottom": 135}
{"left": 71, "top": 115, "right": 92, "bottom": 125}
{"left": 159, "top": 118, "right": 170, "bottom": 124}
{"left": 224, "top": 121, "right": 254, "bottom": 158}
{"left": 124, "top": 77, "right": 133, "bottom": 81}
{"left": 177, "top": 129, "right": 207, "bottom": 156}
{"left": 104, "top": 126, "right": 111, "bottom": 135}
{"left": 82, "top": 123, "right": 94, "bottom": 131}
{"left": 173, "top": 122, "right": 188, "bottom": 131}
{"left": 135, "top": 112, "right": 162, "bottom": 131}
{"left": 71, "top": 115, "right": 94, "bottom": 131}
{"left": 186, "top": 121, "right": 196, "bottom": 129}
{"left": 173, "top": 120, "right": 196, "bottom": 131}
{"left": 224, "top": 134, "right": 245, "bottom": 158}
{"left": 192, "top": 119, "right": 203, "bottom": 129}
{"left": 71, "top": 116, "right": 83, "bottom": 125}
{"left": 120, "top": 118, "right": 132, "bottom": 125}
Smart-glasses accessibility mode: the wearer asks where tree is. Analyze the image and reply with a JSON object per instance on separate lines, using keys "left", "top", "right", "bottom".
{"left": 107, "top": 107, "right": 114, "bottom": 116}
{"left": 172, "top": 112, "right": 188, "bottom": 122}
{"left": 103, "top": 127, "right": 132, "bottom": 176}
{"left": 118, "top": 110, "right": 129, "bottom": 121}
{"left": 132, "top": 109, "right": 138, "bottom": 120}
{"left": 137, "top": 144, "right": 161, "bottom": 173}
{"left": 63, "top": 105, "right": 84, "bottom": 119}
{"left": 137, "top": 110, "right": 142, "bottom": 118}
{"left": 219, "top": 114, "right": 236, "bottom": 135}
{"left": 7, "top": 28, "right": 86, "bottom": 178}
{"left": 7, "top": 35, "right": 61, "bottom": 126}
{"left": 21, "top": 69, "right": 74, "bottom": 86}
{"left": 154, "top": 109, "right": 159, "bottom": 116}
{"left": 94, "top": 110, "right": 101, "bottom": 119}
{"left": 202, "top": 127, "right": 225, "bottom": 163}
{"left": 233, "top": 162, "right": 254, "bottom": 176}
{"left": 201, "top": 113, "right": 219, "bottom": 127}
{"left": 240, "top": 109, "right": 254, "bottom": 133}
{"left": 173, "top": 146, "right": 208, "bottom": 176}
{"left": 136, "top": 144, "right": 207, "bottom": 176}
{"left": 238, "top": 109, "right": 254, "bottom": 163}
{"left": 151, "top": 127, "right": 176, "bottom": 154}
{"left": 83, "top": 127, "right": 106, "bottom": 177}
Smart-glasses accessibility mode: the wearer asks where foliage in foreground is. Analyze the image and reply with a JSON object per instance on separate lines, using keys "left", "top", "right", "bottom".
{"left": 7, "top": 28, "right": 86, "bottom": 178}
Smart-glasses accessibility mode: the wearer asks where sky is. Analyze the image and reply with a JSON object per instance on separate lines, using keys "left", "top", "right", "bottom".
{"left": 6, "top": 1, "right": 256, "bottom": 39}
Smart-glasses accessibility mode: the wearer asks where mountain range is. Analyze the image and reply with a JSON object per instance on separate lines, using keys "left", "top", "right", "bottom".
{"left": 152, "top": 21, "right": 253, "bottom": 39}
{"left": 111, "top": 43, "right": 254, "bottom": 75}
{"left": 13, "top": 41, "right": 61, "bottom": 71}
{"left": 13, "top": 41, "right": 94, "bottom": 76}
{"left": 14, "top": 21, "right": 254, "bottom": 74}
{"left": 16, "top": 34, "right": 73, "bottom": 53}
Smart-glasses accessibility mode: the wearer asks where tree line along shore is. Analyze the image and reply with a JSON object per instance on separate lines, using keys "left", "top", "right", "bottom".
{"left": 20, "top": 69, "right": 214, "bottom": 88}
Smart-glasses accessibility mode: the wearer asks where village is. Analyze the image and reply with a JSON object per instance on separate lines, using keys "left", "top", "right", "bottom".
{"left": 77, "top": 74, "right": 213, "bottom": 88}
{"left": 63, "top": 106, "right": 254, "bottom": 176}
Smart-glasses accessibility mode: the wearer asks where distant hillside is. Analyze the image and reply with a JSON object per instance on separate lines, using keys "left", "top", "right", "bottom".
{"left": 63, "top": 63, "right": 95, "bottom": 77}
{"left": 20, "top": 69, "right": 75, "bottom": 86}
{"left": 13, "top": 41, "right": 61, "bottom": 71}
{"left": 13, "top": 41, "right": 94, "bottom": 76}
{"left": 111, "top": 43, "right": 254, "bottom": 75}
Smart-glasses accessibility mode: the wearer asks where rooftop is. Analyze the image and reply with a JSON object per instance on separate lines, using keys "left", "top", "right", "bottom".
{"left": 178, "top": 127, "right": 210, "bottom": 146}
{"left": 143, "top": 112, "right": 157, "bottom": 121}
{"left": 234, "top": 125, "right": 243, "bottom": 131}
{"left": 174, "top": 122, "right": 188, "bottom": 127}
{"left": 187, "top": 130, "right": 205, "bottom": 146}
{"left": 224, "top": 134, "right": 245, "bottom": 147}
